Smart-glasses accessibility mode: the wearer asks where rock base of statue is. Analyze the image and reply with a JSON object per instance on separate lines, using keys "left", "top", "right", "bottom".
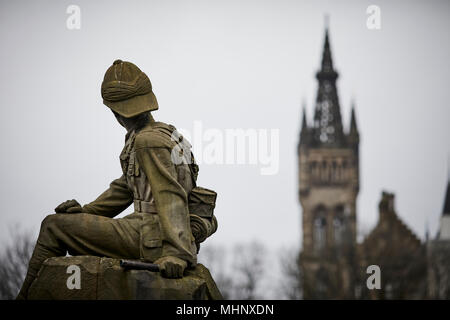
{"left": 27, "top": 256, "right": 223, "bottom": 300}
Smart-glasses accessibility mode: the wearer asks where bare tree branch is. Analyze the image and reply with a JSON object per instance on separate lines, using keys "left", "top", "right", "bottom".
{"left": 233, "top": 241, "right": 266, "bottom": 300}
{"left": 0, "top": 226, "right": 35, "bottom": 300}
{"left": 277, "top": 247, "right": 302, "bottom": 299}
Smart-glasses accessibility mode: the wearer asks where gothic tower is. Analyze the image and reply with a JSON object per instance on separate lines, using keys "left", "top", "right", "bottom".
{"left": 298, "top": 27, "right": 360, "bottom": 299}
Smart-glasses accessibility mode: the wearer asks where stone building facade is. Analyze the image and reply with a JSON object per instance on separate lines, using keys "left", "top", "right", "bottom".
{"left": 298, "top": 27, "right": 449, "bottom": 299}
{"left": 357, "top": 192, "right": 427, "bottom": 299}
{"left": 298, "top": 27, "right": 359, "bottom": 299}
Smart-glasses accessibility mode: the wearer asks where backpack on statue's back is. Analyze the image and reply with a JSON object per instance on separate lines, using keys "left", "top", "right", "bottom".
{"left": 166, "top": 124, "right": 218, "bottom": 252}
{"left": 187, "top": 156, "right": 218, "bottom": 252}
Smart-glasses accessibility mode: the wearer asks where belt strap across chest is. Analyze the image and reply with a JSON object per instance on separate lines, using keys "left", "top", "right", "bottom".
{"left": 134, "top": 200, "right": 157, "bottom": 213}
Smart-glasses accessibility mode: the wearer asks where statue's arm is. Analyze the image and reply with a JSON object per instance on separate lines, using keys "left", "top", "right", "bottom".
{"left": 135, "top": 145, "right": 196, "bottom": 266}
{"left": 82, "top": 174, "right": 134, "bottom": 218}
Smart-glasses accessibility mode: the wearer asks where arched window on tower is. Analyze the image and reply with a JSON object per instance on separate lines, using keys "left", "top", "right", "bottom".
{"left": 336, "top": 160, "right": 342, "bottom": 182}
{"left": 313, "top": 206, "right": 327, "bottom": 251}
{"left": 342, "top": 160, "right": 348, "bottom": 181}
{"left": 331, "top": 161, "right": 337, "bottom": 182}
{"left": 315, "top": 267, "right": 329, "bottom": 299}
{"left": 310, "top": 161, "right": 318, "bottom": 181}
{"left": 321, "top": 161, "right": 327, "bottom": 182}
{"left": 333, "top": 205, "right": 345, "bottom": 245}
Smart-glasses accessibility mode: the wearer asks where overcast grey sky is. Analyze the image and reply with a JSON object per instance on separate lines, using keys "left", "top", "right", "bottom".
{"left": 0, "top": 0, "right": 449, "bottom": 252}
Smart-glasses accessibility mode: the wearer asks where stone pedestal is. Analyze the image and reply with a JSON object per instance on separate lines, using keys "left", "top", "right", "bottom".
{"left": 28, "top": 256, "right": 223, "bottom": 300}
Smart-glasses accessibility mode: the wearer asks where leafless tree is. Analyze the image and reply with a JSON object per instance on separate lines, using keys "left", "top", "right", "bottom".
{"left": 199, "top": 241, "right": 268, "bottom": 299}
{"left": 0, "top": 227, "right": 35, "bottom": 300}
{"left": 232, "top": 241, "right": 266, "bottom": 300}
{"left": 198, "top": 244, "right": 235, "bottom": 299}
{"left": 276, "top": 247, "right": 303, "bottom": 299}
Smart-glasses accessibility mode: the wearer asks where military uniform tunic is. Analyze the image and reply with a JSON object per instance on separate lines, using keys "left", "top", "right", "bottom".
{"left": 20, "top": 120, "right": 198, "bottom": 298}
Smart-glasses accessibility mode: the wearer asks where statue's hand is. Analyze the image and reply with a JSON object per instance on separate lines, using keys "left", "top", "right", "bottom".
{"left": 55, "top": 199, "right": 82, "bottom": 214}
{"left": 190, "top": 215, "right": 208, "bottom": 244}
{"left": 154, "top": 256, "right": 187, "bottom": 278}
{"left": 190, "top": 221, "right": 204, "bottom": 242}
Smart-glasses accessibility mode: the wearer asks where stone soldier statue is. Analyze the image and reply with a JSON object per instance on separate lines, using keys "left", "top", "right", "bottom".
{"left": 17, "top": 60, "right": 217, "bottom": 299}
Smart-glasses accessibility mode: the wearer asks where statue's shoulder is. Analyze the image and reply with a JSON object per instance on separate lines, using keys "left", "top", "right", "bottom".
{"left": 135, "top": 121, "right": 177, "bottom": 149}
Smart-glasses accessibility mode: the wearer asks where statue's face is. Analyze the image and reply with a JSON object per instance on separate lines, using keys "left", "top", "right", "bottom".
{"left": 113, "top": 111, "right": 125, "bottom": 128}
{"left": 112, "top": 111, "right": 133, "bottom": 131}
{"left": 112, "top": 110, "right": 149, "bottom": 132}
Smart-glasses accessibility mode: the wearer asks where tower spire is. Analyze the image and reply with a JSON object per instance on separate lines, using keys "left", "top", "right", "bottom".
{"left": 443, "top": 178, "right": 450, "bottom": 216}
{"left": 299, "top": 100, "right": 309, "bottom": 147}
{"left": 320, "top": 28, "right": 334, "bottom": 74}
{"left": 301, "top": 99, "right": 307, "bottom": 128}
{"left": 447, "top": 154, "right": 450, "bottom": 181}
{"left": 348, "top": 100, "right": 360, "bottom": 151}
{"left": 350, "top": 101, "right": 358, "bottom": 135}
{"left": 444, "top": 155, "right": 450, "bottom": 216}
{"left": 312, "top": 24, "right": 344, "bottom": 146}
{"left": 437, "top": 167, "right": 450, "bottom": 240}
{"left": 324, "top": 14, "right": 330, "bottom": 32}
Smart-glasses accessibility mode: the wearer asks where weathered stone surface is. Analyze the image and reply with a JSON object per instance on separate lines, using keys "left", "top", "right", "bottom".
{"left": 28, "top": 256, "right": 223, "bottom": 300}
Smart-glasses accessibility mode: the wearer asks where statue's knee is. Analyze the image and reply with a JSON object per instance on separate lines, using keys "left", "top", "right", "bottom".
{"left": 40, "top": 214, "right": 60, "bottom": 232}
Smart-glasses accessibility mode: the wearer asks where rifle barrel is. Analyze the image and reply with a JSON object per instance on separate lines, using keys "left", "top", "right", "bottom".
{"left": 120, "top": 259, "right": 160, "bottom": 272}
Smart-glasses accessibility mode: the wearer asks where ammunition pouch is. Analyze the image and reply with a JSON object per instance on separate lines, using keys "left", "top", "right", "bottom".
{"left": 188, "top": 187, "right": 218, "bottom": 246}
